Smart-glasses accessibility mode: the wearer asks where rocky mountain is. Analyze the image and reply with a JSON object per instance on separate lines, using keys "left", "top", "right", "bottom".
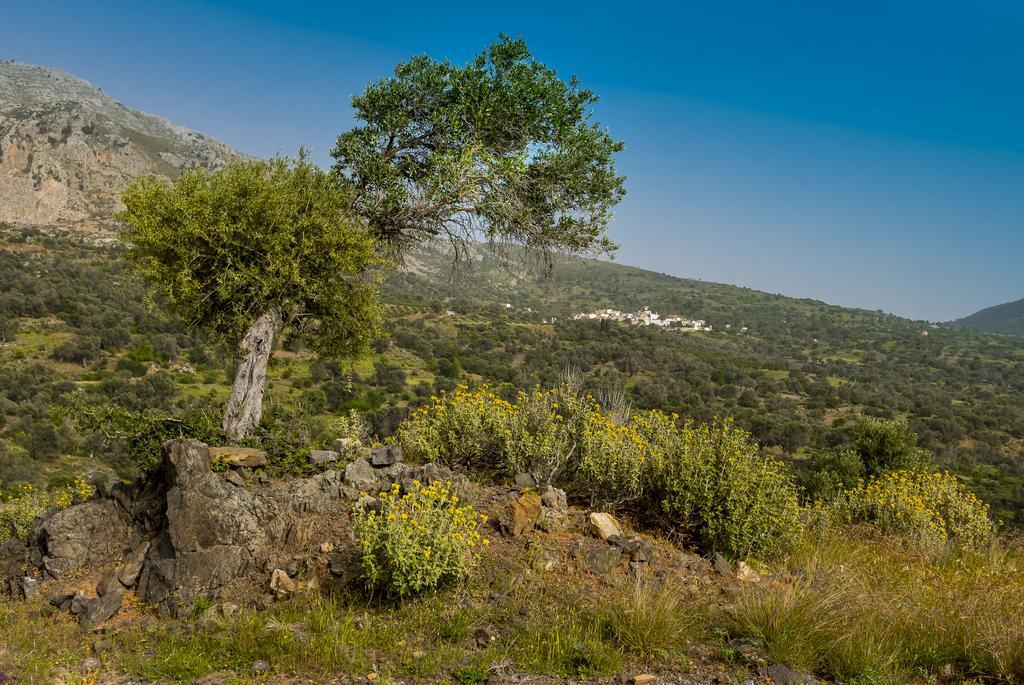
{"left": 951, "top": 297, "right": 1024, "bottom": 336}
{"left": 0, "top": 60, "right": 244, "bottom": 227}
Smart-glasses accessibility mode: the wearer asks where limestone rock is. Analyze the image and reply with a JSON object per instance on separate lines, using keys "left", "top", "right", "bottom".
{"left": 540, "top": 487, "right": 567, "bottom": 512}
{"left": 269, "top": 568, "right": 296, "bottom": 598}
{"left": 608, "top": 535, "right": 655, "bottom": 563}
{"left": 118, "top": 541, "right": 150, "bottom": 588}
{"left": 224, "top": 470, "right": 246, "bottom": 488}
{"left": 78, "top": 585, "right": 125, "bottom": 627}
{"left": 136, "top": 439, "right": 280, "bottom": 609}
{"left": 209, "top": 446, "right": 267, "bottom": 468}
{"left": 370, "top": 445, "right": 403, "bottom": 467}
{"left": 345, "top": 458, "right": 380, "bottom": 488}
{"left": 310, "top": 449, "right": 340, "bottom": 466}
{"left": 589, "top": 512, "right": 622, "bottom": 540}
{"left": 34, "top": 499, "right": 134, "bottom": 578}
{"left": 500, "top": 492, "right": 542, "bottom": 537}
{"left": 760, "top": 664, "right": 819, "bottom": 685}
{"left": 582, "top": 544, "right": 622, "bottom": 575}
{"left": 0, "top": 61, "right": 245, "bottom": 228}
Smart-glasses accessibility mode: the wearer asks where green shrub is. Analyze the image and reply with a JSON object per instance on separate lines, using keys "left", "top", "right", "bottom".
{"left": 0, "top": 479, "right": 93, "bottom": 544}
{"left": 658, "top": 420, "right": 803, "bottom": 559}
{"left": 354, "top": 480, "right": 488, "bottom": 598}
{"left": 826, "top": 469, "right": 996, "bottom": 550}
{"left": 849, "top": 417, "right": 931, "bottom": 475}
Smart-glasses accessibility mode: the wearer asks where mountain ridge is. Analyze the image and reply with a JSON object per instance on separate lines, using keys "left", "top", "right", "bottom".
{"left": 0, "top": 60, "right": 245, "bottom": 227}
{"left": 951, "top": 297, "right": 1024, "bottom": 336}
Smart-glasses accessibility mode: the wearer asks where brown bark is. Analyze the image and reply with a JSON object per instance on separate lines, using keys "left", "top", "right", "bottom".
{"left": 222, "top": 309, "right": 280, "bottom": 441}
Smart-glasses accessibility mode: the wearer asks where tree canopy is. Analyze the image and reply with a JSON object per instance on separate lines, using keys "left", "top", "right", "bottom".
{"left": 119, "top": 156, "right": 383, "bottom": 359}
{"left": 331, "top": 35, "right": 625, "bottom": 259}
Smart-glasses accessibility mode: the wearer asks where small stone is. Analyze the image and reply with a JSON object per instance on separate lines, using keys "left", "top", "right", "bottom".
{"left": 736, "top": 561, "right": 762, "bottom": 583}
{"left": 78, "top": 586, "right": 125, "bottom": 627}
{"left": 370, "top": 445, "right": 403, "bottom": 467}
{"left": 633, "top": 675, "right": 658, "bottom": 685}
{"left": 609, "top": 535, "right": 655, "bottom": 563}
{"left": 251, "top": 660, "right": 272, "bottom": 674}
{"left": 328, "top": 552, "right": 346, "bottom": 577}
{"left": 20, "top": 576, "right": 39, "bottom": 600}
{"left": 269, "top": 569, "right": 297, "bottom": 598}
{"left": 367, "top": 673, "right": 379, "bottom": 682}
{"left": 320, "top": 542, "right": 335, "bottom": 554}
{"left": 583, "top": 544, "right": 622, "bottom": 574}
{"left": 589, "top": 511, "right": 622, "bottom": 540}
{"left": 540, "top": 487, "right": 567, "bottom": 512}
{"left": 537, "top": 507, "right": 566, "bottom": 532}
{"left": 224, "top": 470, "right": 246, "bottom": 487}
{"left": 80, "top": 658, "right": 102, "bottom": 673}
{"left": 209, "top": 446, "right": 268, "bottom": 468}
{"left": 712, "top": 552, "right": 733, "bottom": 577}
{"left": 680, "top": 553, "right": 713, "bottom": 574}
{"left": 514, "top": 472, "right": 537, "bottom": 488}
{"left": 310, "top": 449, "right": 340, "bottom": 466}
{"left": 759, "top": 663, "right": 818, "bottom": 685}
{"left": 118, "top": 541, "right": 151, "bottom": 588}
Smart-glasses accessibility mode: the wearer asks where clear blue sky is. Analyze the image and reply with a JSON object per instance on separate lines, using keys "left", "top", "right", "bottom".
{"left": 6, "top": 0, "right": 1023, "bottom": 321}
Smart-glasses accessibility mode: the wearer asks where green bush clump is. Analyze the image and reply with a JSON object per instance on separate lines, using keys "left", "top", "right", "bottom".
{"left": 0, "top": 479, "right": 93, "bottom": 544}
{"left": 657, "top": 419, "right": 803, "bottom": 560}
{"left": 353, "top": 480, "right": 488, "bottom": 598}
{"left": 398, "top": 383, "right": 805, "bottom": 559}
{"left": 825, "top": 469, "right": 996, "bottom": 551}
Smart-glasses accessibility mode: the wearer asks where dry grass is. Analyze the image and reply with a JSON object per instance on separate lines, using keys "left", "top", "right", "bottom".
{"left": 721, "top": 531, "right": 1024, "bottom": 683}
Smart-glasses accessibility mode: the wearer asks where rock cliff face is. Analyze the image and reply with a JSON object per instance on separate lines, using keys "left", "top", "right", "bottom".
{"left": 0, "top": 60, "right": 244, "bottom": 227}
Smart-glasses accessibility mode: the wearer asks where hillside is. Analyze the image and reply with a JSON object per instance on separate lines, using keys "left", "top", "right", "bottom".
{"left": 2, "top": 227, "right": 1023, "bottom": 527}
{"left": 951, "top": 297, "right": 1024, "bottom": 336}
{"left": 0, "top": 60, "right": 243, "bottom": 227}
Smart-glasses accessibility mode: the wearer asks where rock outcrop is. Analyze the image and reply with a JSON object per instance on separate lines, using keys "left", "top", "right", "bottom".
{"left": 5, "top": 437, "right": 465, "bottom": 624}
{"left": 0, "top": 60, "right": 245, "bottom": 227}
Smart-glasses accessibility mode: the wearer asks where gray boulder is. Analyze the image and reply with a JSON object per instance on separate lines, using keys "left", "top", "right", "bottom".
{"left": 78, "top": 584, "right": 125, "bottom": 627}
{"left": 33, "top": 499, "right": 134, "bottom": 578}
{"left": 310, "top": 449, "right": 340, "bottom": 466}
{"left": 344, "top": 458, "right": 380, "bottom": 489}
{"left": 1, "top": 538, "right": 28, "bottom": 596}
{"left": 137, "top": 438, "right": 282, "bottom": 608}
{"left": 370, "top": 445, "right": 403, "bottom": 467}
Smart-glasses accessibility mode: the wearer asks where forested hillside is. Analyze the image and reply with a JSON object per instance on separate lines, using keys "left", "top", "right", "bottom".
{"left": 2, "top": 225, "right": 1022, "bottom": 526}
{"left": 952, "top": 297, "right": 1024, "bottom": 335}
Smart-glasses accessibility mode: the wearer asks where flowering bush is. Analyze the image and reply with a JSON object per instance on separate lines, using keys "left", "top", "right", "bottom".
{"left": 397, "top": 384, "right": 806, "bottom": 559}
{"left": 826, "top": 469, "right": 996, "bottom": 551}
{"left": 658, "top": 420, "right": 803, "bottom": 559}
{"left": 354, "top": 480, "right": 488, "bottom": 597}
{"left": 0, "top": 479, "right": 93, "bottom": 544}
{"left": 397, "top": 386, "right": 515, "bottom": 469}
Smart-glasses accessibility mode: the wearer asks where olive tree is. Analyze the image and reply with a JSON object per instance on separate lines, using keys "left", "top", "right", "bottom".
{"left": 331, "top": 35, "right": 625, "bottom": 260}
{"left": 119, "top": 157, "right": 383, "bottom": 440}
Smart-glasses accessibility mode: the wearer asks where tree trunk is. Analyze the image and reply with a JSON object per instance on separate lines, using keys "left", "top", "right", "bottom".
{"left": 222, "top": 309, "right": 280, "bottom": 441}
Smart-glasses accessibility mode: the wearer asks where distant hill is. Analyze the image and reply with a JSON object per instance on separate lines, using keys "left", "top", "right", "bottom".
{"left": 0, "top": 60, "right": 245, "bottom": 227}
{"left": 951, "top": 298, "right": 1024, "bottom": 335}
